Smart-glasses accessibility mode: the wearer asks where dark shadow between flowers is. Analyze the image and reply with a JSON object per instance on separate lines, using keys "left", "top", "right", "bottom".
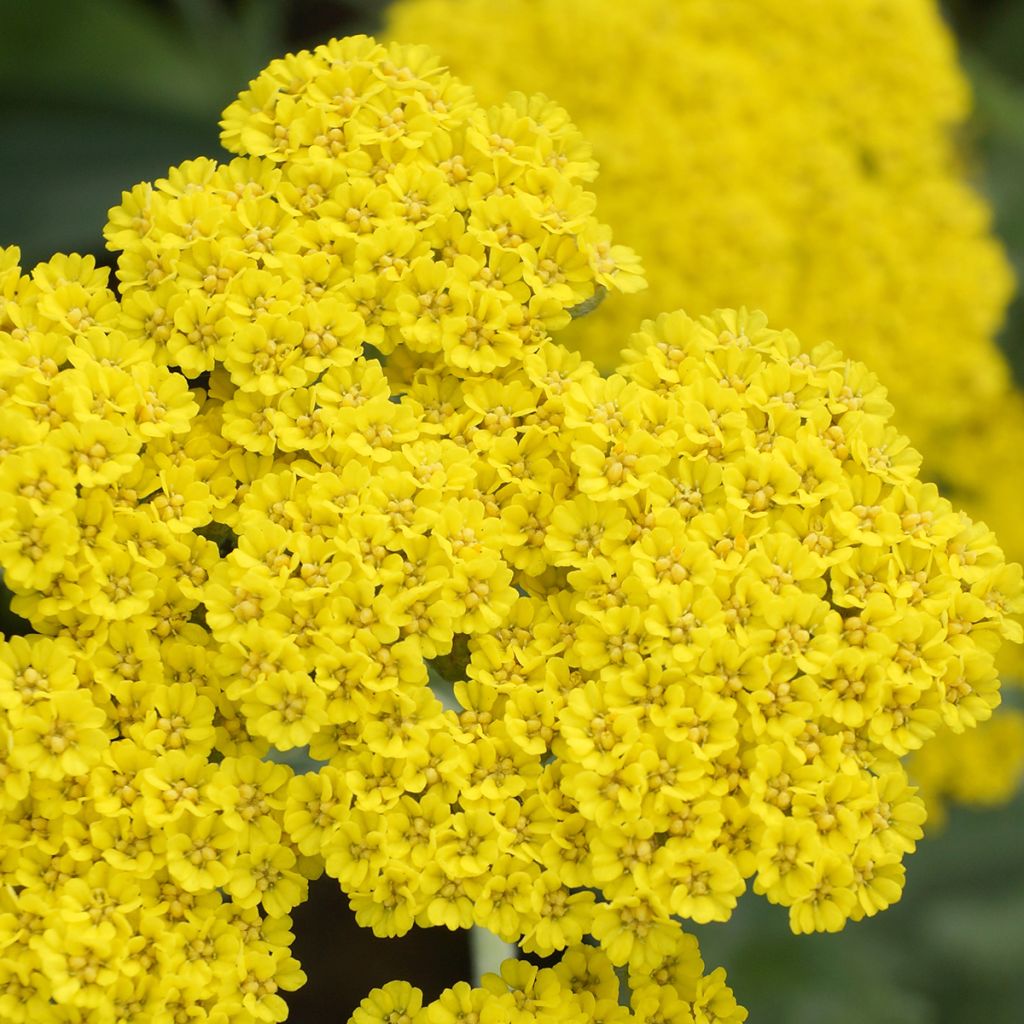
{"left": 287, "top": 876, "right": 472, "bottom": 1024}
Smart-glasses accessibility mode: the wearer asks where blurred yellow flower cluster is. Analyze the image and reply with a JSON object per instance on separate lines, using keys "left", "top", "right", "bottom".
{"left": 1, "top": 30, "right": 1022, "bottom": 1024}
{"left": 386, "top": 0, "right": 1024, "bottom": 686}
{"left": 911, "top": 711, "right": 1024, "bottom": 827}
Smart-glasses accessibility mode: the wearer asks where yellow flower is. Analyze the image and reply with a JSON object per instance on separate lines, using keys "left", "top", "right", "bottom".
{"left": 788, "top": 853, "right": 858, "bottom": 934}
{"left": 227, "top": 840, "right": 308, "bottom": 918}
{"left": 692, "top": 967, "right": 748, "bottom": 1024}
{"left": 165, "top": 813, "right": 238, "bottom": 891}
{"left": 386, "top": 1, "right": 1023, "bottom": 681}
{"left": 2, "top": 28, "right": 1021, "bottom": 1024}
{"left": 351, "top": 981, "right": 425, "bottom": 1024}
{"left": 139, "top": 750, "right": 215, "bottom": 825}
{"left": 590, "top": 892, "right": 676, "bottom": 969}
{"left": 10, "top": 689, "right": 108, "bottom": 780}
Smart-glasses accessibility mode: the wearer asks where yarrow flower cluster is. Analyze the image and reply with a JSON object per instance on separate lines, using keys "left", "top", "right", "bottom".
{"left": 386, "top": 0, "right": 1024, "bottom": 696}
{"left": 0, "top": 32, "right": 1022, "bottom": 1024}
{"left": 351, "top": 950, "right": 743, "bottom": 1024}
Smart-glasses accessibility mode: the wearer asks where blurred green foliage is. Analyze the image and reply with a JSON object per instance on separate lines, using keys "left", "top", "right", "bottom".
{"left": 946, "top": 0, "right": 1024, "bottom": 382}
{"left": 1, "top": 2, "right": 1023, "bottom": 1022}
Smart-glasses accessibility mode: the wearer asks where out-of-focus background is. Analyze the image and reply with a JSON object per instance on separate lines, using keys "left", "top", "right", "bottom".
{"left": 1, "top": 0, "right": 1021, "bottom": 382}
{"left": 946, "top": 0, "right": 1024, "bottom": 395}
{"left": 1, "top": 2, "right": 1022, "bottom": 1022}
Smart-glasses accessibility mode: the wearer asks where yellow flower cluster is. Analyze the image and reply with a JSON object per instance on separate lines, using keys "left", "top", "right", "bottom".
{"left": 1, "top": 249, "right": 311, "bottom": 1023}
{"left": 1, "top": 31, "right": 1021, "bottom": 1024}
{"left": 350, "top": 945, "right": 745, "bottom": 1024}
{"left": 0, "top": 34, "right": 635, "bottom": 1024}
{"left": 386, "top": 0, "right": 1024, "bottom": 686}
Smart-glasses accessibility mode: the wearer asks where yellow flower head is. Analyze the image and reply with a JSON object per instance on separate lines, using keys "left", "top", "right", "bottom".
{"left": 2, "top": 31, "right": 1022, "bottom": 1024}
{"left": 386, "top": 0, "right": 1024, "bottom": 682}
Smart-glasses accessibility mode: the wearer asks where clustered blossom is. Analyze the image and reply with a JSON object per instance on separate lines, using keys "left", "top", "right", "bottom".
{"left": 351, "top": 948, "right": 743, "bottom": 1024}
{"left": 387, "top": 0, "right": 1024, "bottom": 699}
{"left": 0, "top": 33, "right": 636, "bottom": 1024}
{"left": 1, "top": 32, "right": 1022, "bottom": 1024}
{"left": 1, "top": 248, "right": 309, "bottom": 1022}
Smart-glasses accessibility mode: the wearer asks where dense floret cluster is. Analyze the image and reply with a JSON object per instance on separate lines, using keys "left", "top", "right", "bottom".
{"left": 352, "top": 948, "right": 744, "bottom": 1024}
{"left": 1, "top": 32, "right": 1021, "bottom": 1024}
{"left": 387, "top": 0, "right": 1024, "bottom": 694}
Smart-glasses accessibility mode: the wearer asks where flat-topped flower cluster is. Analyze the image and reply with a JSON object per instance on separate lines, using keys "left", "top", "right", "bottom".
{"left": 0, "top": 32, "right": 1020, "bottom": 1024}
{"left": 352, "top": 947, "right": 743, "bottom": 1024}
{"left": 387, "top": 0, "right": 1024, "bottom": 696}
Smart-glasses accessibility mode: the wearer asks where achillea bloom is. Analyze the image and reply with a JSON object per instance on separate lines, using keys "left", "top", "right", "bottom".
{"left": 354, "top": 946, "right": 747, "bottom": 1024}
{"left": 1, "top": 32, "right": 1021, "bottom": 1024}
{"left": 387, "top": 0, "right": 1024, "bottom": 686}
